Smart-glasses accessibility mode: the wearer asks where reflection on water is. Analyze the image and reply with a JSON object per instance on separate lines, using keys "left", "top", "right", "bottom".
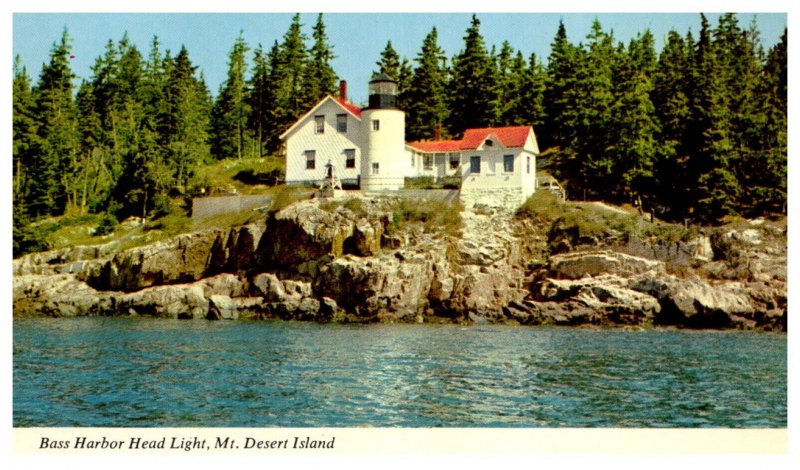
{"left": 13, "top": 318, "right": 786, "bottom": 427}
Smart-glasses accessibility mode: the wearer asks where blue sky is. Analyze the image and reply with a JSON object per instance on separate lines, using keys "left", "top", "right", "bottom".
{"left": 12, "top": 12, "right": 788, "bottom": 105}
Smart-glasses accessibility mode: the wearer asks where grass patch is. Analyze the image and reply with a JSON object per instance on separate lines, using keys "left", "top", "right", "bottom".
{"left": 191, "top": 157, "right": 285, "bottom": 195}
{"left": 516, "top": 193, "right": 698, "bottom": 255}
{"left": 404, "top": 176, "right": 460, "bottom": 190}
{"left": 319, "top": 197, "right": 370, "bottom": 218}
{"left": 387, "top": 198, "right": 463, "bottom": 237}
{"left": 268, "top": 186, "right": 314, "bottom": 213}
{"left": 516, "top": 190, "right": 567, "bottom": 224}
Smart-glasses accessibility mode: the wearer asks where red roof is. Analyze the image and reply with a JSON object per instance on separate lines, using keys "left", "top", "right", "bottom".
{"left": 335, "top": 97, "right": 362, "bottom": 119}
{"left": 408, "top": 126, "right": 531, "bottom": 153}
{"left": 406, "top": 140, "right": 462, "bottom": 152}
{"left": 459, "top": 126, "right": 531, "bottom": 149}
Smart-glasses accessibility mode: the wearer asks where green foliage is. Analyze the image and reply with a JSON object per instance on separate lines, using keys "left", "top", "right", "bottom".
{"left": 405, "top": 27, "right": 449, "bottom": 141}
{"left": 12, "top": 13, "right": 788, "bottom": 242}
{"left": 210, "top": 32, "right": 251, "bottom": 160}
{"left": 152, "top": 194, "right": 173, "bottom": 219}
{"left": 515, "top": 190, "right": 566, "bottom": 224}
{"left": 94, "top": 212, "right": 118, "bottom": 236}
{"left": 404, "top": 176, "right": 460, "bottom": 190}
{"left": 387, "top": 198, "right": 463, "bottom": 238}
{"left": 269, "top": 186, "right": 314, "bottom": 213}
{"left": 319, "top": 197, "right": 369, "bottom": 218}
{"left": 446, "top": 15, "right": 498, "bottom": 136}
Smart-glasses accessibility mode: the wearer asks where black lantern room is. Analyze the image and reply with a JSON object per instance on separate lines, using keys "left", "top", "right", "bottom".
{"left": 367, "top": 73, "right": 398, "bottom": 109}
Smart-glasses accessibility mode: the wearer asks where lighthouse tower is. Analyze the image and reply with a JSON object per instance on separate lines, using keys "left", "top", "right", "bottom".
{"left": 360, "top": 74, "right": 407, "bottom": 191}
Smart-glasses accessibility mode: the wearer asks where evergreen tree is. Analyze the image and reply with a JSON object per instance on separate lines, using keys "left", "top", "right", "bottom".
{"left": 263, "top": 41, "right": 286, "bottom": 154}
{"left": 27, "top": 29, "right": 81, "bottom": 216}
{"left": 405, "top": 27, "right": 449, "bottom": 141}
{"left": 607, "top": 31, "right": 660, "bottom": 203}
{"left": 375, "top": 40, "right": 412, "bottom": 107}
{"left": 652, "top": 30, "right": 692, "bottom": 210}
{"left": 493, "top": 41, "right": 516, "bottom": 125}
{"left": 210, "top": 32, "right": 251, "bottom": 159}
{"left": 744, "top": 28, "right": 786, "bottom": 215}
{"left": 504, "top": 51, "right": 546, "bottom": 129}
{"left": 542, "top": 21, "right": 582, "bottom": 165}
{"left": 446, "top": 14, "right": 497, "bottom": 136}
{"left": 246, "top": 43, "right": 274, "bottom": 158}
{"left": 574, "top": 19, "right": 619, "bottom": 199}
{"left": 688, "top": 14, "right": 741, "bottom": 221}
{"left": 303, "top": 13, "right": 337, "bottom": 106}
{"left": 163, "top": 46, "right": 211, "bottom": 192}
{"left": 12, "top": 55, "right": 37, "bottom": 217}
{"left": 273, "top": 14, "right": 309, "bottom": 133}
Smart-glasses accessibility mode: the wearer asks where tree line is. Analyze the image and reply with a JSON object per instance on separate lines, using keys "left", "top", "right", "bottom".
{"left": 13, "top": 13, "right": 787, "bottom": 251}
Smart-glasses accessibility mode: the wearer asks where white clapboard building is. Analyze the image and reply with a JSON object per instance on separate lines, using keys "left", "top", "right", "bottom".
{"left": 280, "top": 74, "right": 540, "bottom": 209}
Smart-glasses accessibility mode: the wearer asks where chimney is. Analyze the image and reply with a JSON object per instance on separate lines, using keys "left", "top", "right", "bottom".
{"left": 339, "top": 80, "right": 347, "bottom": 102}
{"left": 434, "top": 123, "right": 442, "bottom": 141}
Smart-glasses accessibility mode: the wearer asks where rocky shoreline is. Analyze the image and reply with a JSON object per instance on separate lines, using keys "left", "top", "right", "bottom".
{"left": 13, "top": 196, "right": 787, "bottom": 331}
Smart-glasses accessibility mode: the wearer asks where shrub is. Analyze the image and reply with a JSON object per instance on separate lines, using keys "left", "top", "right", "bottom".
{"left": 516, "top": 190, "right": 566, "bottom": 223}
{"left": 94, "top": 212, "right": 118, "bottom": 236}
{"left": 152, "top": 194, "right": 173, "bottom": 219}
{"left": 387, "top": 198, "right": 463, "bottom": 237}
{"left": 269, "top": 186, "right": 313, "bottom": 213}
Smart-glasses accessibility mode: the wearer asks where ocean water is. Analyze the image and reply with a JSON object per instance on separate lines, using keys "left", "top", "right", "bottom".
{"left": 13, "top": 317, "right": 786, "bottom": 427}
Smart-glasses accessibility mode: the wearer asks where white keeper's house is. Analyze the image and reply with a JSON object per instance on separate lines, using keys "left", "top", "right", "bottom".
{"left": 280, "top": 74, "right": 541, "bottom": 210}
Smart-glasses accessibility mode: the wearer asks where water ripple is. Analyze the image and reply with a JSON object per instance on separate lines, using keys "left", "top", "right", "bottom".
{"left": 13, "top": 318, "right": 786, "bottom": 427}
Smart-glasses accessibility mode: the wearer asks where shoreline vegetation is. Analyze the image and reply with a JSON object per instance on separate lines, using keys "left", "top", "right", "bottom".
{"left": 13, "top": 191, "right": 786, "bottom": 332}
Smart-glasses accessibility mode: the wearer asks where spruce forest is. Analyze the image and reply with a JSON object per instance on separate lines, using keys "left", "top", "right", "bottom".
{"left": 12, "top": 13, "right": 787, "bottom": 257}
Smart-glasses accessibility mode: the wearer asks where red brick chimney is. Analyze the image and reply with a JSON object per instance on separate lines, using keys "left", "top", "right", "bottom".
{"left": 435, "top": 123, "right": 442, "bottom": 141}
{"left": 339, "top": 80, "right": 347, "bottom": 102}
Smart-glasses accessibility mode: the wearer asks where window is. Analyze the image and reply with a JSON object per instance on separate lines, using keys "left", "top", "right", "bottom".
{"left": 484, "top": 139, "right": 493, "bottom": 147}
{"left": 504, "top": 154, "right": 514, "bottom": 173}
{"left": 527, "top": 156, "right": 531, "bottom": 174}
{"left": 372, "top": 119, "right": 380, "bottom": 131}
{"left": 305, "top": 150, "right": 316, "bottom": 170}
{"left": 470, "top": 156, "right": 481, "bottom": 174}
{"left": 423, "top": 155, "right": 433, "bottom": 170}
{"left": 345, "top": 149, "right": 356, "bottom": 169}
{"left": 337, "top": 114, "right": 347, "bottom": 132}
{"left": 372, "top": 162, "right": 380, "bottom": 175}
{"left": 314, "top": 115, "right": 324, "bottom": 134}
{"left": 449, "top": 153, "right": 460, "bottom": 170}
{"left": 411, "top": 153, "right": 415, "bottom": 167}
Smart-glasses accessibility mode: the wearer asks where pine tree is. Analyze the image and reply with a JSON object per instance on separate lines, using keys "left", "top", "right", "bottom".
{"left": 273, "top": 14, "right": 309, "bottom": 133}
{"left": 405, "top": 27, "right": 449, "bottom": 141}
{"left": 163, "top": 46, "right": 211, "bottom": 192}
{"left": 607, "top": 31, "right": 661, "bottom": 203}
{"left": 210, "top": 32, "right": 251, "bottom": 159}
{"left": 246, "top": 43, "right": 274, "bottom": 158}
{"left": 652, "top": 30, "right": 692, "bottom": 211}
{"left": 263, "top": 41, "right": 286, "bottom": 154}
{"left": 446, "top": 14, "right": 497, "bottom": 136}
{"left": 303, "top": 13, "right": 337, "bottom": 106}
{"left": 688, "top": 14, "right": 741, "bottom": 221}
{"left": 27, "top": 29, "right": 81, "bottom": 216}
{"left": 375, "top": 40, "right": 412, "bottom": 107}
{"left": 493, "top": 41, "right": 516, "bottom": 125}
{"left": 504, "top": 51, "right": 546, "bottom": 129}
{"left": 745, "top": 28, "right": 786, "bottom": 215}
{"left": 542, "top": 20, "right": 582, "bottom": 167}
{"left": 12, "top": 55, "right": 37, "bottom": 219}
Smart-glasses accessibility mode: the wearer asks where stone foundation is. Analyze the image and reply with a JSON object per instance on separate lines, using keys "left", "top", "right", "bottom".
{"left": 460, "top": 187, "right": 526, "bottom": 212}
